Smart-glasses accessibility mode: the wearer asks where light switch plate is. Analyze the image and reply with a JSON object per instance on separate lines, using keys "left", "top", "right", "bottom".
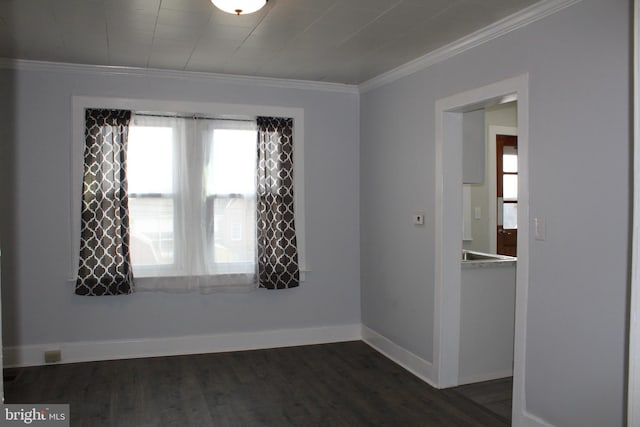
{"left": 474, "top": 206, "right": 481, "bottom": 220}
{"left": 413, "top": 212, "right": 425, "bottom": 226}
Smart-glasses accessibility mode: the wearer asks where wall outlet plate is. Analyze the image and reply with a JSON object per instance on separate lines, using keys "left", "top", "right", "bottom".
{"left": 44, "top": 350, "right": 62, "bottom": 363}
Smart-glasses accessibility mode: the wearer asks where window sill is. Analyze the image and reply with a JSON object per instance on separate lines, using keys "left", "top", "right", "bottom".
{"left": 68, "top": 269, "right": 309, "bottom": 293}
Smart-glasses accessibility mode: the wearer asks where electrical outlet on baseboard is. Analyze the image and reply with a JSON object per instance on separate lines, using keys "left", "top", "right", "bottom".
{"left": 44, "top": 349, "right": 62, "bottom": 364}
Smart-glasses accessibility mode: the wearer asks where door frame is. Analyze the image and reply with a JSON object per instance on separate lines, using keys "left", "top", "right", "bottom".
{"left": 433, "top": 74, "right": 529, "bottom": 423}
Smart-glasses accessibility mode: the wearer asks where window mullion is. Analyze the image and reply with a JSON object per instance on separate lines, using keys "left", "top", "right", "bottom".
{"left": 183, "top": 119, "right": 208, "bottom": 275}
{"left": 172, "top": 119, "right": 188, "bottom": 276}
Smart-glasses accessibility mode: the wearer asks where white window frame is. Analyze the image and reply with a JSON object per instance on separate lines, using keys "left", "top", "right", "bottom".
{"left": 127, "top": 117, "right": 257, "bottom": 278}
{"left": 69, "top": 96, "right": 308, "bottom": 283}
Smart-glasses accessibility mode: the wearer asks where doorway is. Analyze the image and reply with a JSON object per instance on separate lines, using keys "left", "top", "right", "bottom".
{"left": 433, "top": 75, "right": 529, "bottom": 424}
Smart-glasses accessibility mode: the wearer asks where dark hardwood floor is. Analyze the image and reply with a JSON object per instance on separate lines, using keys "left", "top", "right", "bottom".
{"left": 4, "top": 341, "right": 511, "bottom": 426}
{"left": 453, "top": 377, "right": 512, "bottom": 422}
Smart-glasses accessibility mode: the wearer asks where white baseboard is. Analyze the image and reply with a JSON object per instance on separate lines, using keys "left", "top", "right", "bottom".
{"left": 458, "top": 369, "right": 514, "bottom": 386}
{"left": 361, "top": 325, "right": 436, "bottom": 387}
{"left": 3, "top": 321, "right": 554, "bottom": 427}
{"left": 520, "top": 411, "right": 556, "bottom": 427}
{"left": 3, "top": 323, "right": 362, "bottom": 368}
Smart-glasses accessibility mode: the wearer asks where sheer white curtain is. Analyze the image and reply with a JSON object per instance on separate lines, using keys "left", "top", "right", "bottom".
{"left": 128, "top": 114, "right": 258, "bottom": 293}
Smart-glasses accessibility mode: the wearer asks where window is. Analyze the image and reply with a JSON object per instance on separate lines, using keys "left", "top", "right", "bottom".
{"left": 205, "top": 126, "right": 257, "bottom": 266}
{"left": 71, "top": 97, "right": 307, "bottom": 292}
{"left": 496, "top": 134, "right": 518, "bottom": 257}
{"left": 127, "top": 114, "right": 258, "bottom": 288}
{"left": 500, "top": 146, "right": 518, "bottom": 230}
{"left": 128, "top": 124, "right": 175, "bottom": 267}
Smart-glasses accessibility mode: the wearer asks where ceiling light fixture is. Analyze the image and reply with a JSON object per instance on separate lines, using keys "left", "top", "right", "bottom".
{"left": 211, "top": 0, "right": 267, "bottom": 15}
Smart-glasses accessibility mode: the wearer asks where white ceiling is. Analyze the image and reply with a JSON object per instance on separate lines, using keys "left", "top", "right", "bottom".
{"left": 0, "top": 0, "right": 541, "bottom": 85}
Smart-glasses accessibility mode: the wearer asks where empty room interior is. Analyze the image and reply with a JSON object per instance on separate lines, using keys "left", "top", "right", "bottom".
{"left": 0, "top": 0, "right": 636, "bottom": 425}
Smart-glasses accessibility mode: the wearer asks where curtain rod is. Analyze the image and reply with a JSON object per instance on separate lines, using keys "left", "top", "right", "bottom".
{"left": 134, "top": 112, "right": 255, "bottom": 122}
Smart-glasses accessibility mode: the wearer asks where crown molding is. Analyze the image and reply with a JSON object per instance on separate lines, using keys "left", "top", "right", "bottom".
{"left": 358, "top": 0, "right": 583, "bottom": 93}
{"left": 0, "top": 58, "right": 360, "bottom": 95}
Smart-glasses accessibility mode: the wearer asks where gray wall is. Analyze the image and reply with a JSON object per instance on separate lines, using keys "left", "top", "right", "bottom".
{"left": 462, "top": 109, "right": 485, "bottom": 185}
{"left": 360, "top": 0, "right": 629, "bottom": 425}
{"left": 0, "top": 66, "right": 361, "bottom": 347}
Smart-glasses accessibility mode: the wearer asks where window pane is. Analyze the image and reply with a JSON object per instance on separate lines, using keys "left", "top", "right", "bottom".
{"left": 128, "top": 126, "right": 173, "bottom": 194}
{"left": 129, "top": 197, "right": 174, "bottom": 265}
{"left": 205, "top": 128, "right": 257, "bottom": 270}
{"left": 503, "top": 154, "right": 518, "bottom": 173}
{"left": 503, "top": 175, "right": 518, "bottom": 201}
{"left": 208, "top": 196, "right": 256, "bottom": 265}
{"left": 503, "top": 203, "right": 517, "bottom": 229}
{"left": 207, "top": 129, "right": 257, "bottom": 195}
{"left": 503, "top": 146, "right": 517, "bottom": 173}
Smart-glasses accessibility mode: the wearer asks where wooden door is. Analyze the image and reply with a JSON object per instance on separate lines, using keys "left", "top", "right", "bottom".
{"left": 497, "top": 135, "right": 518, "bottom": 256}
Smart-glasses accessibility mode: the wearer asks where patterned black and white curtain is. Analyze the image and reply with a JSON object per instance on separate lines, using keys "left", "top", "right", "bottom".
{"left": 256, "top": 117, "right": 300, "bottom": 289}
{"left": 76, "top": 109, "right": 134, "bottom": 296}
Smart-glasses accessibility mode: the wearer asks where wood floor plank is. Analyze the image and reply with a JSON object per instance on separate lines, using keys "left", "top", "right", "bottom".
{"left": 4, "top": 341, "right": 510, "bottom": 426}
